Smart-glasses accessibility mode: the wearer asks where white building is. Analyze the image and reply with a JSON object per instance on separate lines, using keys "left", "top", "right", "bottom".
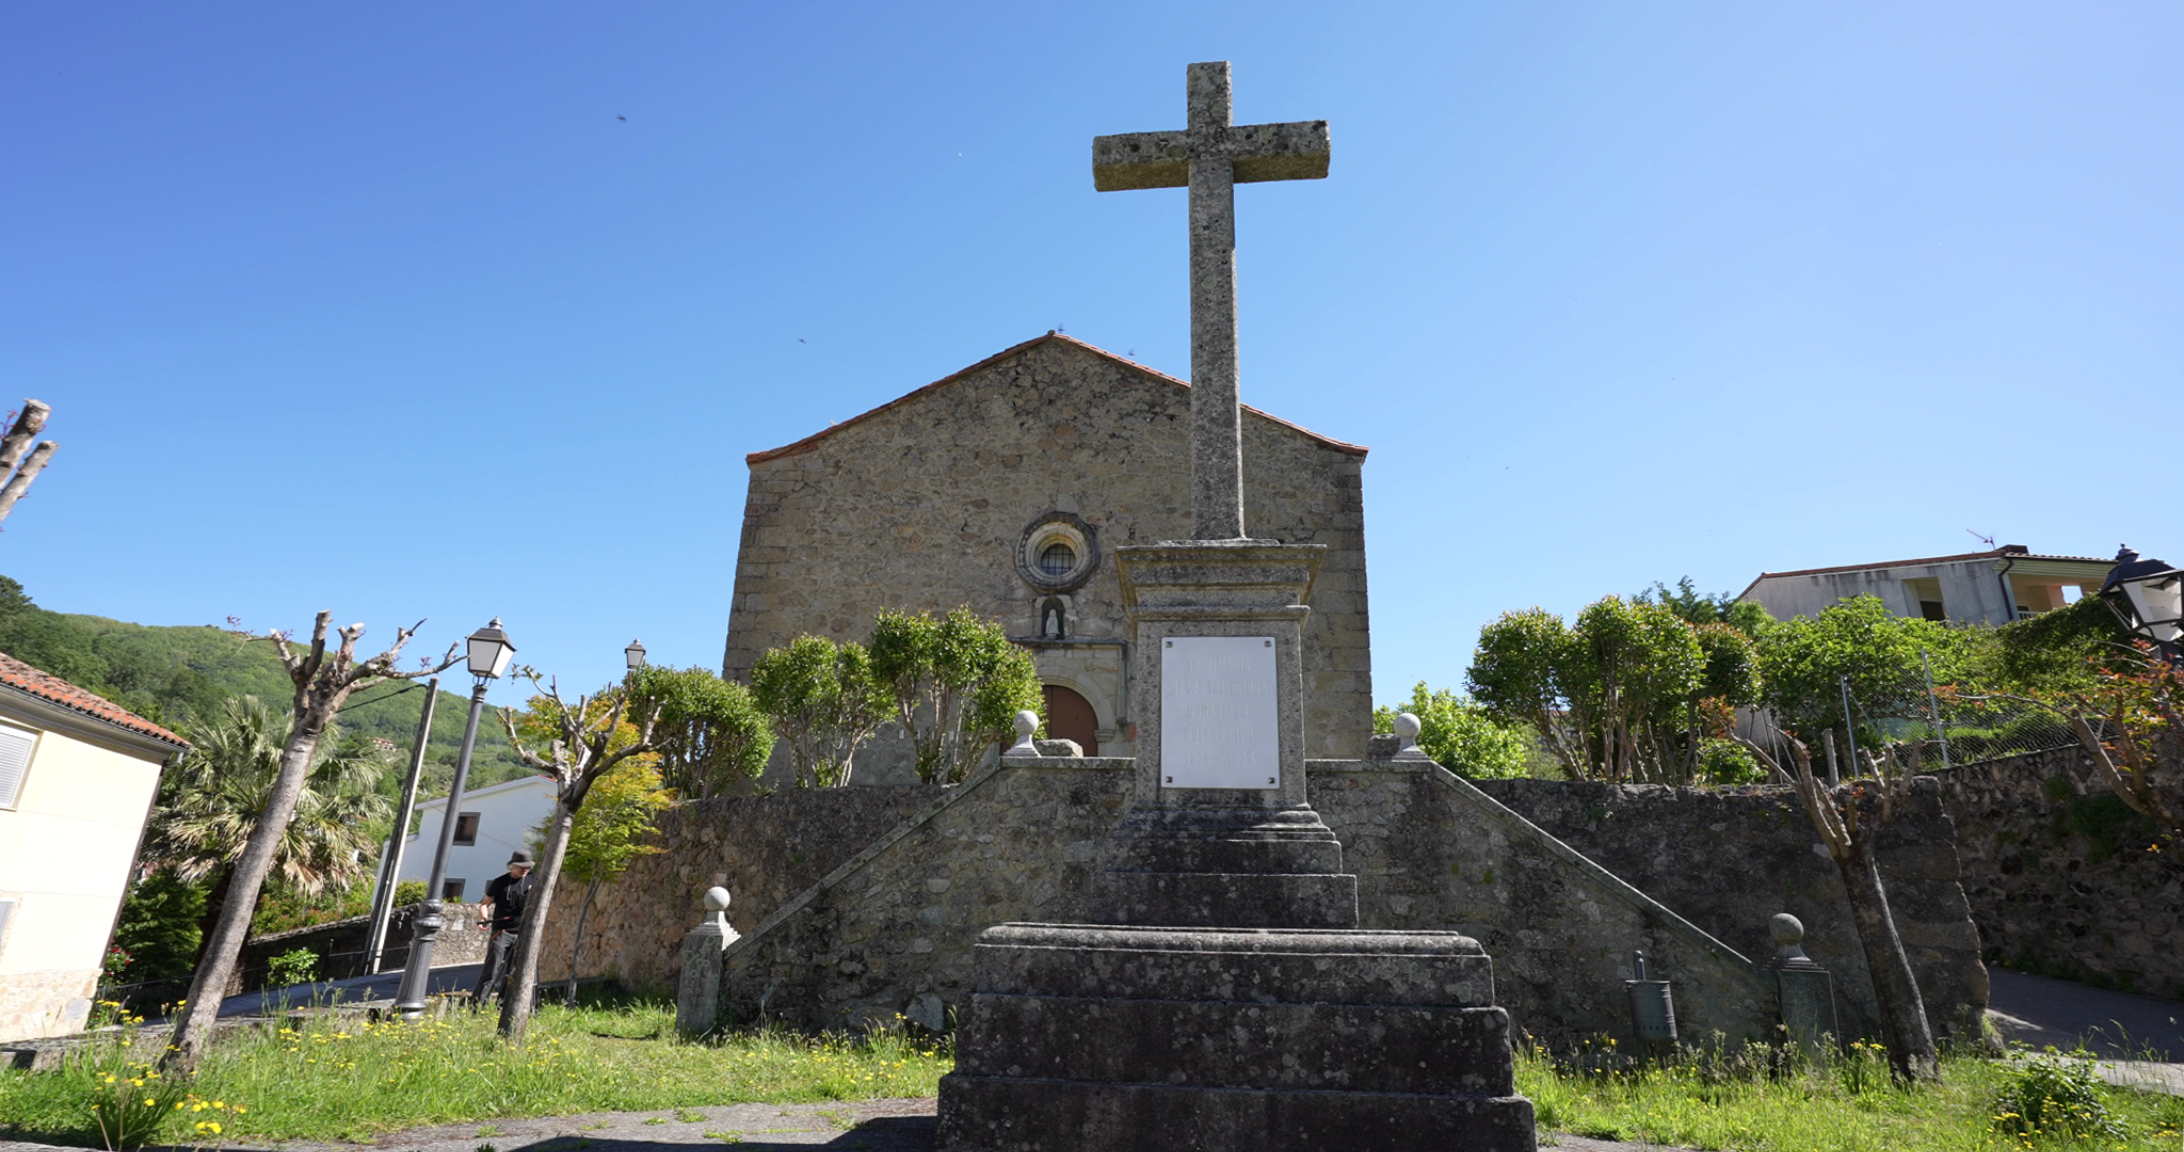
{"left": 0, "top": 651, "right": 186, "bottom": 1042}
{"left": 384, "top": 774, "right": 558, "bottom": 903}
{"left": 1738, "top": 545, "right": 2115, "bottom": 626}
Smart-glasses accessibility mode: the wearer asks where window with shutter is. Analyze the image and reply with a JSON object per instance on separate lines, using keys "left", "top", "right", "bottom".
{"left": 0, "top": 723, "right": 36, "bottom": 809}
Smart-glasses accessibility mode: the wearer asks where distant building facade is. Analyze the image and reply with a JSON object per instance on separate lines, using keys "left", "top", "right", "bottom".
{"left": 1738, "top": 545, "right": 2114, "bottom": 625}
{"left": 0, "top": 652, "right": 186, "bottom": 1042}
{"left": 720, "top": 333, "right": 1375, "bottom": 780}
{"left": 383, "top": 775, "right": 557, "bottom": 904}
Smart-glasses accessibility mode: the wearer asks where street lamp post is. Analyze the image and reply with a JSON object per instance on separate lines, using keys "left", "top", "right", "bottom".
{"left": 391, "top": 618, "right": 517, "bottom": 1022}
{"left": 2098, "top": 545, "right": 2183, "bottom": 662}
{"left": 625, "top": 638, "right": 646, "bottom": 672}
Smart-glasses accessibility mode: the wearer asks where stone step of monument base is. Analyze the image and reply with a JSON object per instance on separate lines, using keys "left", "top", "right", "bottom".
{"left": 1105, "top": 832, "right": 1346, "bottom": 875}
{"left": 970, "top": 923, "right": 1495, "bottom": 1006}
{"left": 959, "top": 992, "right": 1517, "bottom": 1095}
{"left": 1092, "top": 870, "right": 1358, "bottom": 929}
{"left": 935, "top": 1075, "right": 1537, "bottom": 1152}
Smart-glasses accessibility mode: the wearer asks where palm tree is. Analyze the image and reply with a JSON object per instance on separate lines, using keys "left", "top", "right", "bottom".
{"left": 143, "top": 695, "right": 392, "bottom": 968}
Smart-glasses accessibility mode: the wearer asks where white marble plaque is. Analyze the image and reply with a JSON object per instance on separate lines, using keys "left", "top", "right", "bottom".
{"left": 1160, "top": 636, "right": 1280, "bottom": 789}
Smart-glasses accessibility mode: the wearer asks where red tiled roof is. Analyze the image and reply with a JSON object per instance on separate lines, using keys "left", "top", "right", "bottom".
{"left": 746, "top": 332, "right": 1370, "bottom": 465}
{"left": 0, "top": 649, "right": 188, "bottom": 748}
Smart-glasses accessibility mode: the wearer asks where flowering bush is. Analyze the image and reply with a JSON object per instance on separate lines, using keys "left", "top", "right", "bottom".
{"left": 76, "top": 1050, "right": 245, "bottom": 1151}
{"left": 1990, "top": 1049, "right": 2123, "bottom": 1142}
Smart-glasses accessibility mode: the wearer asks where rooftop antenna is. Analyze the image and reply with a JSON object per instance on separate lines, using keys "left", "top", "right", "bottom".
{"left": 1966, "top": 528, "right": 1996, "bottom": 549}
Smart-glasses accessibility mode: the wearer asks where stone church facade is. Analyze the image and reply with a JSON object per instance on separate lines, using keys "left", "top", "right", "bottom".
{"left": 721, "top": 332, "right": 1373, "bottom": 779}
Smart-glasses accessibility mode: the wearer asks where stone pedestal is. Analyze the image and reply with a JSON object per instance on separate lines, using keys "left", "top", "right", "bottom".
{"left": 1766, "top": 914, "right": 1837, "bottom": 1059}
{"left": 676, "top": 885, "right": 738, "bottom": 1038}
{"left": 936, "top": 925, "right": 1534, "bottom": 1151}
{"left": 1092, "top": 542, "right": 1358, "bottom": 931}
{"left": 937, "top": 542, "right": 1535, "bottom": 1151}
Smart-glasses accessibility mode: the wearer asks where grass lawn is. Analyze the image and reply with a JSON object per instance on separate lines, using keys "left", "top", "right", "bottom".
{"left": 8, "top": 995, "right": 2184, "bottom": 1152}
{"left": 0, "top": 996, "right": 949, "bottom": 1147}
{"left": 1518, "top": 1041, "right": 2184, "bottom": 1152}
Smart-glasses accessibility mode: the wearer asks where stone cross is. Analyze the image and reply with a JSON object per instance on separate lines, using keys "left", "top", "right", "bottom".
{"left": 1094, "top": 62, "right": 1330, "bottom": 541}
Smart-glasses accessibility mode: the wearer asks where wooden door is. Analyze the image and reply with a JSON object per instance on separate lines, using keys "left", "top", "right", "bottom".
{"left": 1041, "top": 684, "right": 1099, "bottom": 756}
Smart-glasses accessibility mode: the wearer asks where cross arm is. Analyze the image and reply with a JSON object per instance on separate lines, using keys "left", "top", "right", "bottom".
{"left": 1093, "top": 131, "right": 1189, "bottom": 191}
{"left": 1093, "top": 120, "right": 1331, "bottom": 192}
{"left": 1229, "top": 120, "right": 1330, "bottom": 184}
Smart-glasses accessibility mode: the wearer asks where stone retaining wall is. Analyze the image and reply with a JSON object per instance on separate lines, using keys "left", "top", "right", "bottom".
{"left": 531, "top": 784, "right": 947, "bottom": 990}
{"left": 239, "top": 902, "right": 485, "bottom": 990}
{"left": 710, "top": 759, "right": 1130, "bottom": 1033}
{"left": 539, "top": 758, "right": 1991, "bottom": 1047}
{"left": 1478, "top": 778, "right": 1989, "bottom": 1042}
{"left": 1313, "top": 761, "right": 1778, "bottom": 1046}
{"left": 1932, "top": 747, "right": 2184, "bottom": 999}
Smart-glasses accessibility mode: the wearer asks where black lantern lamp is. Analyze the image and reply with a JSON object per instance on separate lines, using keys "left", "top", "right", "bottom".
{"left": 2098, "top": 545, "right": 2183, "bottom": 659}
{"left": 625, "top": 638, "right": 647, "bottom": 672}
{"left": 467, "top": 618, "right": 518, "bottom": 680}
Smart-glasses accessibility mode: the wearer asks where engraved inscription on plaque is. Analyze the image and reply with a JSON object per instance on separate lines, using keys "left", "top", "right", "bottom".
{"left": 1160, "top": 636, "right": 1280, "bottom": 789}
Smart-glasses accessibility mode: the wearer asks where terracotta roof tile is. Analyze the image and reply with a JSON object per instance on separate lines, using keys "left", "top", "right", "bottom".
{"left": 0, "top": 649, "right": 189, "bottom": 747}
{"left": 746, "top": 332, "right": 1369, "bottom": 465}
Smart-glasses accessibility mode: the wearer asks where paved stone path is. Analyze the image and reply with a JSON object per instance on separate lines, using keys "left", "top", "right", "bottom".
{"left": 1987, "top": 968, "right": 2184, "bottom": 1059}
{"left": 1987, "top": 967, "right": 2184, "bottom": 1096}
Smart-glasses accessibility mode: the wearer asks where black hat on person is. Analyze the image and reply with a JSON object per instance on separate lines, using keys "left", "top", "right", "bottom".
{"left": 507, "top": 850, "right": 534, "bottom": 867}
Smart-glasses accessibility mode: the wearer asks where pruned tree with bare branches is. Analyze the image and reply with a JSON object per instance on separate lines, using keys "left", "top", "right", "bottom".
{"left": 0, "top": 400, "right": 58, "bottom": 527}
{"left": 1730, "top": 729, "right": 1939, "bottom": 1082}
{"left": 163, "top": 613, "right": 458, "bottom": 1072}
{"left": 2064, "top": 644, "right": 2184, "bottom": 844}
{"left": 493, "top": 670, "right": 665, "bottom": 1044}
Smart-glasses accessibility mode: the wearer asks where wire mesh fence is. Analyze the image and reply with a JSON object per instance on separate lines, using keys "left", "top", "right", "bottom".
{"left": 1745, "top": 648, "right": 2085, "bottom": 783}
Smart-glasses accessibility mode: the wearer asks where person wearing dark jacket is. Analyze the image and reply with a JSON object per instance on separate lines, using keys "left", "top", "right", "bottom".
{"left": 473, "top": 850, "right": 533, "bottom": 1006}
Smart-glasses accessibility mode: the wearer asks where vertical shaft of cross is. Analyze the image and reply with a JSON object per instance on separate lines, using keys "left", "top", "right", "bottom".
{"left": 1093, "top": 61, "right": 1327, "bottom": 541}
{"left": 1185, "top": 62, "right": 1244, "bottom": 541}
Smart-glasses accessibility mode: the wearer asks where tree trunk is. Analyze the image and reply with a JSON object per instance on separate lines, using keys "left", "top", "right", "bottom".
{"left": 564, "top": 879, "right": 600, "bottom": 1007}
{"left": 1836, "top": 837, "right": 1938, "bottom": 1081}
{"left": 190, "top": 866, "right": 235, "bottom": 973}
{"left": 164, "top": 724, "right": 325, "bottom": 1072}
{"left": 498, "top": 800, "right": 575, "bottom": 1044}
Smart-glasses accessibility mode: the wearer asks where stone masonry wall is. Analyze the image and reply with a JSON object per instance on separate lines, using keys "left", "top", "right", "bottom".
{"left": 541, "top": 759, "right": 1990, "bottom": 1046}
{"left": 720, "top": 334, "right": 1374, "bottom": 772}
{"left": 695, "top": 760, "right": 1905, "bottom": 1047}
{"left": 1311, "top": 762, "right": 1779, "bottom": 1047}
{"left": 1480, "top": 779, "right": 1989, "bottom": 1042}
{"left": 238, "top": 902, "right": 485, "bottom": 991}
{"left": 713, "top": 760, "right": 1132, "bottom": 1031}
{"left": 532, "top": 784, "right": 946, "bottom": 989}
{"left": 1933, "top": 747, "right": 2184, "bottom": 1000}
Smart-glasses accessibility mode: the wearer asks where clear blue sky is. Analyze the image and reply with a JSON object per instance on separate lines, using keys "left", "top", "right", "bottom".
{"left": 3, "top": 3, "right": 2177, "bottom": 709}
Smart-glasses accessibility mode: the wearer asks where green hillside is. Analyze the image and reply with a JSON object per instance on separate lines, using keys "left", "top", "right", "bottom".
{"left": 0, "top": 575, "right": 534, "bottom": 797}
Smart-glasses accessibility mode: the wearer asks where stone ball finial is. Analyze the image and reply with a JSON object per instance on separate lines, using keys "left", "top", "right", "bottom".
{"left": 704, "top": 886, "right": 732, "bottom": 913}
{"left": 1005, "top": 709, "right": 1041, "bottom": 757}
{"left": 1393, "top": 712, "right": 1423, "bottom": 741}
{"left": 1769, "top": 913, "right": 1804, "bottom": 946}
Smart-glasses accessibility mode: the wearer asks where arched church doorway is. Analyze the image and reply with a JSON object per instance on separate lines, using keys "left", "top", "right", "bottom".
{"left": 1041, "top": 684, "right": 1099, "bottom": 756}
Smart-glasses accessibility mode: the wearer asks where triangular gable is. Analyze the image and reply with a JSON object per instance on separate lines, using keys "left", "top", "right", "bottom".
{"left": 746, "top": 332, "right": 1367, "bottom": 465}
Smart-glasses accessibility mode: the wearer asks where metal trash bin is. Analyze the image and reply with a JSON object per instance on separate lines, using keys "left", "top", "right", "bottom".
{"left": 1625, "top": 949, "right": 1677, "bottom": 1045}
